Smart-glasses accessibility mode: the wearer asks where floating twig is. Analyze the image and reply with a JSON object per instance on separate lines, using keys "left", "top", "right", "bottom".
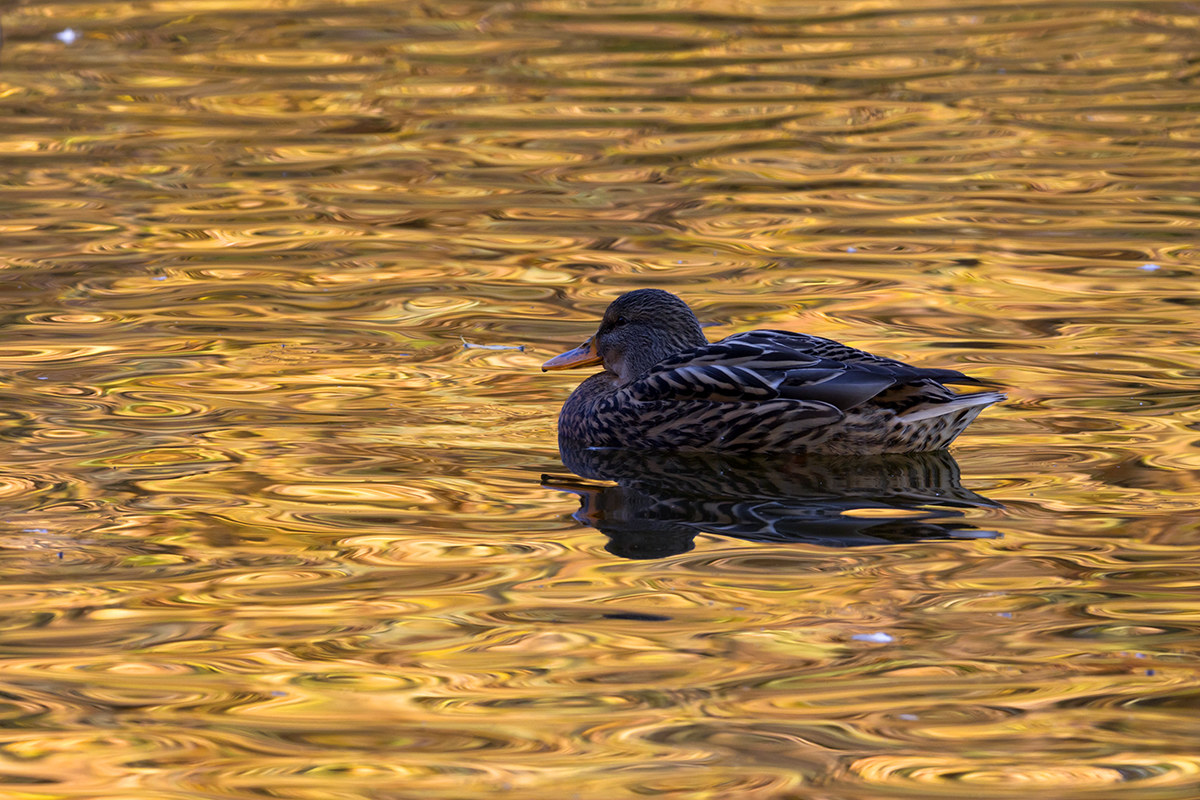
{"left": 461, "top": 337, "right": 525, "bottom": 352}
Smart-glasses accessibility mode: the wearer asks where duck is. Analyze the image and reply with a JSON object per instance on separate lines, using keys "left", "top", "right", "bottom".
{"left": 542, "top": 288, "right": 1004, "bottom": 454}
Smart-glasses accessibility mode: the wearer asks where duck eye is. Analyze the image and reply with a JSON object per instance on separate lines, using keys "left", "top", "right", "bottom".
{"left": 614, "top": 315, "right": 628, "bottom": 326}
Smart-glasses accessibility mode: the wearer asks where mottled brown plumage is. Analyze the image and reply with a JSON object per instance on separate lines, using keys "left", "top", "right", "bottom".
{"left": 542, "top": 289, "right": 1004, "bottom": 454}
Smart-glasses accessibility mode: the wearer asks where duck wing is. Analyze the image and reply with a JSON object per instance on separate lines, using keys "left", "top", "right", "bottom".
{"left": 629, "top": 330, "right": 981, "bottom": 413}
{"left": 728, "top": 330, "right": 985, "bottom": 385}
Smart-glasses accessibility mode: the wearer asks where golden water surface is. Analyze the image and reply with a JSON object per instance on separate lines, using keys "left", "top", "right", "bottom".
{"left": 2, "top": 0, "right": 1200, "bottom": 797}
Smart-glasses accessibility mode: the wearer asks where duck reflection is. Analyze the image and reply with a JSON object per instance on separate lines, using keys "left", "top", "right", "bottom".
{"left": 544, "top": 443, "right": 1001, "bottom": 559}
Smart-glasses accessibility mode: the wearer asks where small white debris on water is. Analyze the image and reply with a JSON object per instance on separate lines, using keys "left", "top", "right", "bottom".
{"left": 852, "top": 631, "right": 895, "bottom": 643}
{"left": 460, "top": 337, "right": 525, "bottom": 352}
{"left": 1139, "top": 263, "right": 1160, "bottom": 271}
{"left": 55, "top": 28, "right": 79, "bottom": 44}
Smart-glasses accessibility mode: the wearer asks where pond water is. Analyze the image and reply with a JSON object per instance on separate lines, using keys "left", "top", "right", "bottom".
{"left": 2, "top": 0, "right": 1200, "bottom": 798}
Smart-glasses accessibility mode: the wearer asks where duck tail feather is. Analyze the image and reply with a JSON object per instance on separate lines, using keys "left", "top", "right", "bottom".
{"left": 899, "top": 391, "right": 1006, "bottom": 423}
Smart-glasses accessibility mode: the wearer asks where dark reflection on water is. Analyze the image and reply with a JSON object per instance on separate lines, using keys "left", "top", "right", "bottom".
{"left": 547, "top": 443, "right": 999, "bottom": 559}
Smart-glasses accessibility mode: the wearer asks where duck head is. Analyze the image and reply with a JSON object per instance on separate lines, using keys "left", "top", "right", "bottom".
{"left": 542, "top": 289, "right": 708, "bottom": 383}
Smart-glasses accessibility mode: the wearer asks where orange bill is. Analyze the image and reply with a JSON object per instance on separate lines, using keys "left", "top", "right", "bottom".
{"left": 542, "top": 336, "right": 601, "bottom": 371}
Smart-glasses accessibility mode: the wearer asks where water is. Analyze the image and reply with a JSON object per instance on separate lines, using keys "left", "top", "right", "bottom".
{"left": 2, "top": 0, "right": 1200, "bottom": 797}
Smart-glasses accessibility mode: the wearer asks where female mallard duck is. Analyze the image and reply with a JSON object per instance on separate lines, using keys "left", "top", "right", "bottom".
{"left": 542, "top": 289, "right": 1003, "bottom": 454}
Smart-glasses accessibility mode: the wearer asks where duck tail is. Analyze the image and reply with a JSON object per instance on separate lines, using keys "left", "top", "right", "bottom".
{"left": 898, "top": 390, "right": 1006, "bottom": 423}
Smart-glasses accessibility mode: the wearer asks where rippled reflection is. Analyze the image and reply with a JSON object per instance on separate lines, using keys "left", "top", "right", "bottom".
{"left": 3, "top": 0, "right": 1200, "bottom": 797}
{"left": 547, "top": 444, "right": 999, "bottom": 558}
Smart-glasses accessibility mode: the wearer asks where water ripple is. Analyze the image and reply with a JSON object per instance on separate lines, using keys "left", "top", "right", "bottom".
{"left": 3, "top": 0, "right": 1200, "bottom": 797}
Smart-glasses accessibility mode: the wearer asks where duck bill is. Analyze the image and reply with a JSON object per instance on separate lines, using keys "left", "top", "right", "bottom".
{"left": 542, "top": 336, "right": 601, "bottom": 371}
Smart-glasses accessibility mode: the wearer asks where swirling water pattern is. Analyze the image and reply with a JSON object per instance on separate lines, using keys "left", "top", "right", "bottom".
{"left": 1, "top": 0, "right": 1200, "bottom": 797}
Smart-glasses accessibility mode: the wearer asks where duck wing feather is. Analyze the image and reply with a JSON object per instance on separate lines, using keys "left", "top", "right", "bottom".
{"left": 629, "top": 330, "right": 982, "bottom": 413}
